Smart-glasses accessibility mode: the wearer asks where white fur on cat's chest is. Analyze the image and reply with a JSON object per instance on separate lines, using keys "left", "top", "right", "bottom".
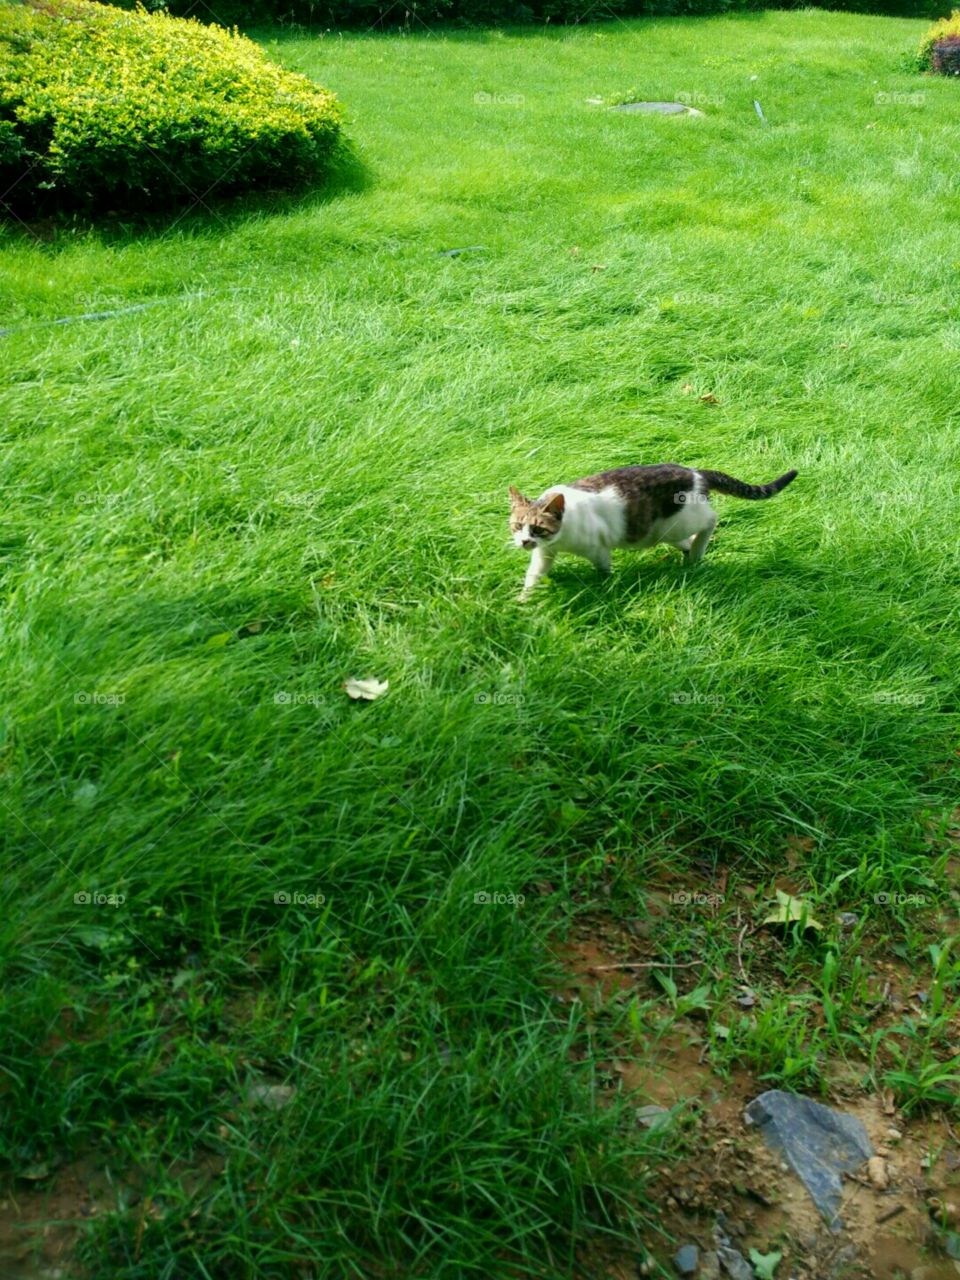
{"left": 537, "top": 485, "right": 626, "bottom": 555}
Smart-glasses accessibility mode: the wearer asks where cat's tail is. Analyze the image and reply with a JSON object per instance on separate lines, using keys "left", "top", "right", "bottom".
{"left": 699, "top": 468, "right": 798, "bottom": 500}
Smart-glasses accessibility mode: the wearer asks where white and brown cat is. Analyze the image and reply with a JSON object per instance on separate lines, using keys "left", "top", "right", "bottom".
{"left": 508, "top": 463, "right": 797, "bottom": 601}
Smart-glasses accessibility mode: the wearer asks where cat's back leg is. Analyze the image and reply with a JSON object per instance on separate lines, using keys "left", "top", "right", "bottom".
{"left": 685, "top": 505, "right": 718, "bottom": 564}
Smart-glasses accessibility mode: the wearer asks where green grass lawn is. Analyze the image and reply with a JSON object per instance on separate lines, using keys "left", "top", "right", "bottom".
{"left": 2, "top": 9, "right": 960, "bottom": 1277}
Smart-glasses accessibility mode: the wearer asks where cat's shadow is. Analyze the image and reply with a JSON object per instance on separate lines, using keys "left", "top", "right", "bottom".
{"left": 544, "top": 548, "right": 803, "bottom": 619}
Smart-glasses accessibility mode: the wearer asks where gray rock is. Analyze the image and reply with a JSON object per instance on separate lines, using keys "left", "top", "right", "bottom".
{"left": 673, "top": 1244, "right": 698, "bottom": 1274}
{"left": 744, "top": 1089, "right": 873, "bottom": 1229}
{"left": 437, "top": 246, "right": 486, "bottom": 257}
{"left": 698, "top": 1253, "right": 722, "bottom": 1280}
{"left": 838, "top": 912, "right": 858, "bottom": 928}
{"left": 717, "top": 1245, "right": 753, "bottom": 1280}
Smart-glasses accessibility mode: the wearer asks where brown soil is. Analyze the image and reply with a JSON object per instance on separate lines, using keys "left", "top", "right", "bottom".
{"left": 557, "top": 917, "right": 960, "bottom": 1280}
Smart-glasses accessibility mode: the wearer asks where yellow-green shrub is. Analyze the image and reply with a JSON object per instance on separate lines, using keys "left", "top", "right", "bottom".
{"left": 919, "top": 8, "right": 960, "bottom": 68}
{"left": 0, "top": 0, "right": 343, "bottom": 211}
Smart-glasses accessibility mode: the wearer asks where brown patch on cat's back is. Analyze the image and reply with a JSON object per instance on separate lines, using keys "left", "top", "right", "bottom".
{"left": 572, "top": 464, "right": 698, "bottom": 544}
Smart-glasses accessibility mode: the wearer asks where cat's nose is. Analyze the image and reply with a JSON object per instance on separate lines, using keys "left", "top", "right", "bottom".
{"left": 522, "top": 539, "right": 536, "bottom": 550}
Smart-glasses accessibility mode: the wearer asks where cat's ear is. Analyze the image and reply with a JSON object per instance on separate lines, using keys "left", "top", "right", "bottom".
{"left": 508, "top": 485, "right": 524, "bottom": 505}
{"left": 542, "top": 492, "right": 565, "bottom": 518}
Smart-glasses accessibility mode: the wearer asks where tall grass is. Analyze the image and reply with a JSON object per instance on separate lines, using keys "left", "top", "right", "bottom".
{"left": 1, "top": 9, "right": 958, "bottom": 1275}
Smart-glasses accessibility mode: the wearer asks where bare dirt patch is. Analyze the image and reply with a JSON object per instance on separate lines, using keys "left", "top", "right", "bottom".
{"left": 555, "top": 910, "right": 960, "bottom": 1279}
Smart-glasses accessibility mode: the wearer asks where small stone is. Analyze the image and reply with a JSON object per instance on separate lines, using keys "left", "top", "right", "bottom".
{"left": 838, "top": 912, "right": 858, "bottom": 928}
{"left": 867, "top": 1156, "right": 889, "bottom": 1189}
{"left": 717, "top": 1245, "right": 754, "bottom": 1280}
{"left": 673, "top": 1243, "right": 699, "bottom": 1275}
{"left": 887, "top": 1127, "right": 903, "bottom": 1142}
{"left": 698, "top": 1254, "right": 722, "bottom": 1280}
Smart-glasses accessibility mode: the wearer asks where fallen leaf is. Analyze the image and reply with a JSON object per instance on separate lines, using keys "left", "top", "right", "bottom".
{"left": 636, "top": 1104, "right": 671, "bottom": 1130}
{"left": 205, "top": 632, "right": 233, "bottom": 648}
{"left": 699, "top": 392, "right": 720, "bottom": 404}
{"left": 681, "top": 382, "right": 694, "bottom": 394}
{"left": 591, "top": 263, "right": 607, "bottom": 272}
{"left": 343, "top": 677, "right": 389, "bottom": 701}
{"left": 762, "top": 888, "right": 822, "bottom": 932}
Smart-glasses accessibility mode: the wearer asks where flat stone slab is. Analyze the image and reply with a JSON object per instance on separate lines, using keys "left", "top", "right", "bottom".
{"left": 612, "top": 101, "right": 704, "bottom": 117}
{"left": 744, "top": 1089, "right": 873, "bottom": 1229}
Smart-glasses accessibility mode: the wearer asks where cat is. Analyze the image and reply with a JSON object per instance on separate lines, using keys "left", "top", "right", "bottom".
{"left": 508, "top": 463, "right": 797, "bottom": 601}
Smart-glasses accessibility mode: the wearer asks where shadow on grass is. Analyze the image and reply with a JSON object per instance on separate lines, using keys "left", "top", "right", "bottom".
{"left": 0, "top": 139, "right": 371, "bottom": 251}
{"left": 250, "top": 9, "right": 770, "bottom": 44}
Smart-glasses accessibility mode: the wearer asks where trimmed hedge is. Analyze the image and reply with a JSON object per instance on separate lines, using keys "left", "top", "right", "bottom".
{"left": 919, "top": 7, "right": 960, "bottom": 67}
{"left": 0, "top": 0, "right": 343, "bottom": 212}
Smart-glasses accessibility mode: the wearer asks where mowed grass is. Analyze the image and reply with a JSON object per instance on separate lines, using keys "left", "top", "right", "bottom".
{"left": 2, "top": 9, "right": 960, "bottom": 1276}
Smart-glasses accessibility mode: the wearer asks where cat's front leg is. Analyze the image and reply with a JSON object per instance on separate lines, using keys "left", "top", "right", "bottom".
{"left": 518, "top": 547, "right": 554, "bottom": 601}
{"left": 590, "top": 548, "right": 612, "bottom": 576}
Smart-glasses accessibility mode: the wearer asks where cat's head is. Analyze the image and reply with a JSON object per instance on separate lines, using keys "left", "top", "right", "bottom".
{"left": 508, "top": 487, "right": 565, "bottom": 551}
